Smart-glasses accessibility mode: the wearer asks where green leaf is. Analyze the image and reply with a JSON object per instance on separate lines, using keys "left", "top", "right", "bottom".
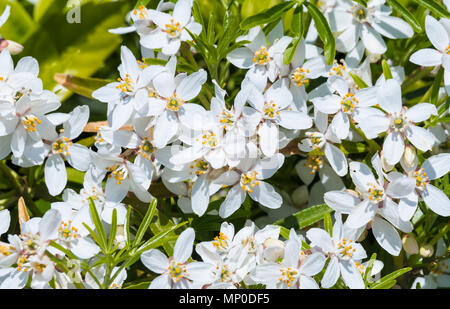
{"left": 136, "top": 221, "right": 188, "bottom": 255}
{"left": 363, "top": 253, "right": 377, "bottom": 287}
{"left": 323, "top": 213, "right": 332, "bottom": 236}
{"left": 370, "top": 280, "right": 397, "bottom": 289}
{"left": 279, "top": 226, "right": 291, "bottom": 240}
{"left": 431, "top": 66, "right": 444, "bottom": 106}
{"left": 0, "top": 0, "right": 36, "bottom": 43}
{"left": 54, "top": 74, "right": 110, "bottom": 99}
{"left": 291, "top": 4, "right": 303, "bottom": 35}
{"left": 107, "top": 208, "right": 118, "bottom": 252}
{"left": 349, "top": 72, "right": 369, "bottom": 89}
{"left": 370, "top": 267, "right": 412, "bottom": 289}
{"left": 240, "top": 1, "right": 297, "bottom": 30}
{"left": 132, "top": 199, "right": 158, "bottom": 247}
{"left": 274, "top": 204, "right": 333, "bottom": 229}
{"left": 382, "top": 59, "right": 393, "bottom": 80}
{"left": 386, "top": 0, "right": 423, "bottom": 33}
{"left": 88, "top": 198, "right": 108, "bottom": 251}
{"left": 416, "top": 0, "right": 450, "bottom": 19}
{"left": 283, "top": 36, "right": 302, "bottom": 65}
{"left": 304, "top": 2, "right": 335, "bottom": 65}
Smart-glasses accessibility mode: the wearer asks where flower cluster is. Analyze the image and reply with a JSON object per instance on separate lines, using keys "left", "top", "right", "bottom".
{"left": 0, "top": 0, "right": 449, "bottom": 289}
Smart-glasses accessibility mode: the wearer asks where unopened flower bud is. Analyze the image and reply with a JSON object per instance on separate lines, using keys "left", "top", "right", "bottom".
{"left": 5, "top": 40, "right": 23, "bottom": 55}
{"left": 402, "top": 234, "right": 419, "bottom": 255}
{"left": 365, "top": 50, "right": 382, "bottom": 63}
{"left": 419, "top": 243, "right": 434, "bottom": 258}
{"left": 291, "top": 185, "right": 309, "bottom": 208}
{"left": 263, "top": 238, "right": 285, "bottom": 262}
{"left": 401, "top": 145, "right": 416, "bottom": 170}
{"left": 380, "top": 154, "right": 394, "bottom": 172}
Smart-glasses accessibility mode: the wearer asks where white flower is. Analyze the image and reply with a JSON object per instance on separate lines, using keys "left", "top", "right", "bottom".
{"left": 248, "top": 81, "right": 312, "bottom": 157}
{"left": 396, "top": 153, "right": 450, "bottom": 220}
{"left": 0, "top": 209, "right": 10, "bottom": 236}
{"left": 329, "top": 0, "right": 413, "bottom": 63}
{"left": 215, "top": 154, "right": 284, "bottom": 218}
{"left": 307, "top": 213, "right": 366, "bottom": 289}
{"left": 324, "top": 154, "right": 415, "bottom": 255}
{"left": 227, "top": 25, "right": 292, "bottom": 91}
{"left": 410, "top": 16, "right": 450, "bottom": 94}
{"left": 357, "top": 79, "right": 437, "bottom": 165}
{"left": 312, "top": 75, "right": 378, "bottom": 139}
{"left": 139, "top": 0, "right": 202, "bottom": 55}
{"left": 50, "top": 202, "right": 100, "bottom": 259}
{"left": 91, "top": 150, "right": 153, "bottom": 203}
{"left": 44, "top": 106, "right": 92, "bottom": 196}
{"left": 92, "top": 46, "right": 163, "bottom": 130}
{"left": 298, "top": 111, "right": 348, "bottom": 176}
{"left": 251, "top": 229, "right": 325, "bottom": 289}
{"left": 144, "top": 57, "right": 207, "bottom": 148}
{"left": 141, "top": 227, "right": 215, "bottom": 289}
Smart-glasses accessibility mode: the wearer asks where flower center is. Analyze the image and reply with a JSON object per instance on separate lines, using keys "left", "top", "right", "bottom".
{"left": 291, "top": 67, "right": 310, "bottom": 87}
{"left": 15, "top": 255, "right": 30, "bottom": 272}
{"left": 241, "top": 236, "right": 258, "bottom": 254}
{"left": 218, "top": 109, "right": 235, "bottom": 130}
{"left": 306, "top": 132, "right": 325, "bottom": 150}
{"left": 389, "top": 112, "right": 409, "bottom": 133}
{"left": 278, "top": 267, "right": 298, "bottom": 287}
{"left": 139, "top": 138, "right": 155, "bottom": 160}
{"left": 166, "top": 94, "right": 184, "bottom": 111}
{"left": 165, "top": 19, "right": 182, "bottom": 38}
{"left": 329, "top": 60, "right": 347, "bottom": 77}
{"left": 32, "top": 262, "right": 47, "bottom": 274}
{"left": 20, "top": 233, "right": 42, "bottom": 256}
{"left": 168, "top": 260, "right": 187, "bottom": 283}
{"left": 410, "top": 168, "right": 429, "bottom": 191}
{"left": 106, "top": 164, "right": 128, "bottom": 185}
{"left": 337, "top": 238, "right": 356, "bottom": 259}
{"left": 446, "top": 45, "right": 450, "bottom": 55}
{"left": 116, "top": 74, "right": 134, "bottom": 93}
{"left": 0, "top": 245, "right": 14, "bottom": 256}
{"left": 200, "top": 131, "right": 218, "bottom": 148}
{"left": 352, "top": 5, "right": 369, "bottom": 23}
{"left": 52, "top": 137, "right": 73, "bottom": 156}
{"left": 133, "top": 5, "right": 149, "bottom": 20}
{"left": 219, "top": 265, "right": 232, "bottom": 282}
{"left": 263, "top": 100, "right": 281, "bottom": 119}
{"left": 253, "top": 46, "right": 270, "bottom": 66}
{"left": 212, "top": 232, "right": 229, "bottom": 252}
{"left": 367, "top": 184, "right": 385, "bottom": 203}
{"left": 341, "top": 93, "right": 358, "bottom": 114}
{"left": 58, "top": 220, "right": 80, "bottom": 242}
{"left": 240, "top": 171, "right": 259, "bottom": 193}
{"left": 189, "top": 159, "right": 209, "bottom": 177}
{"left": 23, "top": 115, "right": 42, "bottom": 133}
{"left": 304, "top": 155, "right": 323, "bottom": 174}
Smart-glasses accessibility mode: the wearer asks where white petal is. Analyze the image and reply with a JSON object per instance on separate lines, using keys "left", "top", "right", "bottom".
{"left": 153, "top": 111, "right": 179, "bottom": 148}
{"left": 406, "top": 125, "right": 435, "bottom": 152}
{"left": 174, "top": 227, "right": 195, "bottom": 263}
{"left": 372, "top": 216, "right": 401, "bottom": 256}
{"left": 361, "top": 24, "right": 387, "bottom": 54}
{"left": 177, "top": 69, "right": 207, "bottom": 101}
{"left": 422, "top": 184, "right": 450, "bottom": 217}
{"left": 191, "top": 175, "right": 210, "bottom": 217}
{"left": 398, "top": 192, "right": 418, "bottom": 221}
{"left": 372, "top": 15, "right": 413, "bottom": 39}
{"left": 405, "top": 103, "right": 437, "bottom": 123}
{"left": 219, "top": 185, "right": 246, "bottom": 218}
{"left": 248, "top": 181, "right": 282, "bottom": 209}
{"left": 141, "top": 249, "right": 169, "bottom": 274}
{"left": 45, "top": 155, "right": 67, "bottom": 196}
{"left": 339, "top": 260, "right": 364, "bottom": 289}
{"left": 345, "top": 199, "right": 377, "bottom": 229}
{"left": 330, "top": 112, "right": 349, "bottom": 140}
{"left": 382, "top": 132, "right": 404, "bottom": 165}
{"left": 422, "top": 153, "right": 450, "bottom": 180}
{"left": 324, "top": 191, "right": 359, "bottom": 214}
{"left": 324, "top": 142, "right": 348, "bottom": 177}
{"left": 425, "top": 15, "right": 449, "bottom": 51}
{"left": 226, "top": 48, "right": 254, "bottom": 69}
{"left": 410, "top": 49, "right": 444, "bottom": 67}
{"left": 377, "top": 79, "right": 402, "bottom": 114}
{"left": 306, "top": 228, "right": 334, "bottom": 252}
{"left": 321, "top": 256, "right": 340, "bottom": 288}
{"left": 258, "top": 120, "right": 278, "bottom": 157}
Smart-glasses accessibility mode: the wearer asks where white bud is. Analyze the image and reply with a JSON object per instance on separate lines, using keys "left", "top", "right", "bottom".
{"left": 419, "top": 243, "right": 434, "bottom": 258}
{"left": 291, "top": 185, "right": 309, "bottom": 208}
{"left": 401, "top": 145, "right": 417, "bottom": 170}
{"left": 263, "top": 238, "right": 285, "bottom": 262}
{"left": 402, "top": 234, "right": 419, "bottom": 255}
{"left": 6, "top": 40, "right": 24, "bottom": 55}
{"left": 380, "top": 154, "right": 394, "bottom": 172}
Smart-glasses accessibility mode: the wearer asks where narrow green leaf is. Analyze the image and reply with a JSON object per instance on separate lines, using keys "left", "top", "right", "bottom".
{"left": 382, "top": 60, "right": 393, "bottom": 80}
{"left": 240, "top": 1, "right": 297, "bottom": 30}
{"left": 323, "top": 213, "right": 333, "bottom": 236}
{"left": 291, "top": 5, "right": 304, "bottom": 35}
{"left": 279, "top": 226, "right": 291, "bottom": 240}
{"left": 386, "top": 0, "right": 423, "bottom": 33}
{"left": 283, "top": 36, "right": 302, "bottom": 65}
{"left": 363, "top": 253, "right": 377, "bottom": 286}
{"left": 133, "top": 199, "right": 158, "bottom": 247}
{"left": 49, "top": 240, "right": 78, "bottom": 260}
{"left": 416, "top": 0, "right": 450, "bottom": 19}
{"left": 349, "top": 72, "right": 369, "bottom": 89}
{"left": 371, "top": 279, "right": 397, "bottom": 289}
{"left": 88, "top": 198, "right": 108, "bottom": 250}
{"left": 207, "top": 12, "right": 216, "bottom": 45}
{"left": 274, "top": 204, "right": 333, "bottom": 229}
{"left": 107, "top": 208, "right": 118, "bottom": 252}
{"left": 304, "top": 2, "right": 335, "bottom": 65}
{"left": 431, "top": 66, "right": 444, "bottom": 106}
{"left": 371, "top": 267, "right": 412, "bottom": 288}
{"left": 54, "top": 74, "right": 110, "bottom": 99}
{"left": 136, "top": 221, "right": 188, "bottom": 255}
